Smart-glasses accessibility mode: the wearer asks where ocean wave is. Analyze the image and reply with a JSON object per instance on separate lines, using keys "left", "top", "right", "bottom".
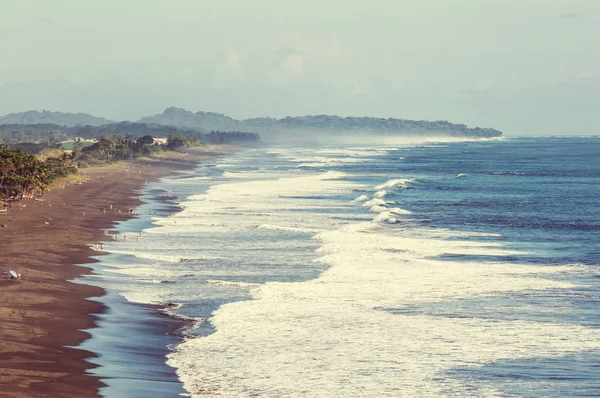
{"left": 257, "top": 224, "right": 320, "bottom": 234}
{"left": 205, "top": 279, "right": 261, "bottom": 288}
{"left": 362, "top": 198, "right": 386, "bottom": 208}
{"left": 375, "top": 177, "right": 432, "bottom": 191}
{"left": 369, "top": 205, "right": 412, "bottom": 215}
{"left": 168, "top": 221, "right": 591, "bottom": 397}
{"left": 375, "top": 178, "right": 412, "bottom": 190}
{"left": 353, "top": 194, "right": 369, "bottom": 202}
{"left": 373, "top": 212, "right": 403, "bottom": 224}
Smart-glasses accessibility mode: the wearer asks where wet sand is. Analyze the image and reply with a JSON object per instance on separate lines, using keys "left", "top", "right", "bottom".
{"left": 0, "top": 146, "right": 235, "bottom": 397}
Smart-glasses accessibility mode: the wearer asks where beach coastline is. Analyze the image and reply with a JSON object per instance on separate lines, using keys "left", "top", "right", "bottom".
{"left": 0, "top": 145, "right": 237, "bottom": 397}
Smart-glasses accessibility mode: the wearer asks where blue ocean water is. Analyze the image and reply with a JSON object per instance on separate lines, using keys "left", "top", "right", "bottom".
{"left": 86, "top": 136, "right": 600, "bottom": 397}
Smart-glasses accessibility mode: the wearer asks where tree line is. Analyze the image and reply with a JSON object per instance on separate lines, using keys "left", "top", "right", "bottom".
{"left": 0, "top": 122, "right": 262, "bottom": 146}
{"left": 0, "top": 130, "right": 259, "bottom": 204}
{"left": 0, "top": 145, "right": 76, "bottom": 203}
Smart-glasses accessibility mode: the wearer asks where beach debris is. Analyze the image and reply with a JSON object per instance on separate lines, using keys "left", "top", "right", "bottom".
{"left": 44, "top": 221, "right": 50, "bottom": 225}
{"left": 2, "top": 270, "right": 21, "bottom": 280}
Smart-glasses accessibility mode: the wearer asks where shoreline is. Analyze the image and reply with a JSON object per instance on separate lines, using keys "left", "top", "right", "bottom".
{"left": 77, "top": 184, "right": 197, "bottom": 397}
{"left": 0, "top": 145, "right": 238, "bottom": 397}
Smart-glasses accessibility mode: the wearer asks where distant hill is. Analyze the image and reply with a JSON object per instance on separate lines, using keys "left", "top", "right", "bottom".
{"left": 139, "top": 107, "right": 243, "bottom": 131}
{"left": 139, "top": 107, "right": 502, "bottom": 138}
{"left": 0, "top": 110, "right": 114, "bottom": 127}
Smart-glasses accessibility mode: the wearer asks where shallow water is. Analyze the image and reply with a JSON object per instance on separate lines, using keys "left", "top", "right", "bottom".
{"left": 84, "top": 137, "right": 600, "bottom": 397}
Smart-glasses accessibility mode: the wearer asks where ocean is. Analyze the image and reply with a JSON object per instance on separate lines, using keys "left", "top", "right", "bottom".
{"left": 81, "top": 136, "right": 600, "bottom": 397}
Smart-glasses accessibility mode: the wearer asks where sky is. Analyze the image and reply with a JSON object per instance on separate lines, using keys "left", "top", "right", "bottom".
{"left": 0, "top": 0, "right": 598, "bottom": 135}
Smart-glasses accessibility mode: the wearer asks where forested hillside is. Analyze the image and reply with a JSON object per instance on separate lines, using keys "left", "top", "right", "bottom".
{"left": 140, "top": 107, "right": 502, "bottom": 137}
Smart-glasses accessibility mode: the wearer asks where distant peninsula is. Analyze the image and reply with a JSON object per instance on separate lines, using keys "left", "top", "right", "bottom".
{"left": 140, "top": 107, "right": 502, "bottom": 138}
{"left": 0, "top": 107, "right": 502, "bottom": 138}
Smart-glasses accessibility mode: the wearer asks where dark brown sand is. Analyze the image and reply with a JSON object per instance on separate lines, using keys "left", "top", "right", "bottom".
{"left": 0, "top": 146, "right": 235, "bottom": 397}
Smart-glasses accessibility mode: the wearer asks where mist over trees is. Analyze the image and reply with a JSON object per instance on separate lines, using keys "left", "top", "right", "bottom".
{"left": 0, "top": 122, "right": 260, "bottom": 147}
{"left": 0, "top": 106, "right": 502, "bottom": 204}
{"left": 140, "top": 107, "right": 502, "bottom": 138}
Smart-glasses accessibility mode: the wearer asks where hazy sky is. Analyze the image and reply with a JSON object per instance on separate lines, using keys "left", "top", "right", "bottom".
{"left": 1, "top": 0, "right": 598, "bottom": 135}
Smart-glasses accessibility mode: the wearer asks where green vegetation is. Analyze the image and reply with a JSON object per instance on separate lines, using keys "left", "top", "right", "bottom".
{"left": 0, "top": 121, "right": 261, "bottom": 147}
{"left": 166, "top": 134, "right": 203, "bottom": 150}
{"left": 0, "top": 145, "right": 81, "bottom": 203}
{"left": 0, "top": 146, "right": 47, "bottom": 202}
{"left": 0, "top": 116, "right": 261, "bottom": 203}
{"left": 76, "top": 136, "right": 166, "bottom": 166}
{"left": 0, "top": 124, "right": 67, "bottom": 145}
{"left": 203, "top": 131, "right": 260, "bottom": 144}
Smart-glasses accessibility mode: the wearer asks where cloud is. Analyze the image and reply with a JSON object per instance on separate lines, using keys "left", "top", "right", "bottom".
{"left": 226, "top": 52, "right": 240, "bottom": 69}
{"left": 32, "top": 17, "right": 56, "bottom": 26}
{"left": 561, "top": 12, "right": 581, "bottom": 18}
{"left": 274, "top": 47, "right": 304, "bottom": 57}
{"left": 575, "top": 71, "right": 595, "bottom": 81}
{"left": 213, "top": 51, "right": 244, "bottom": 84}
{"left": 281, "top": 54, "right": 304, "bottom": 75}
{"left": 472, "top": 75, "right": 500, "bottom": 92}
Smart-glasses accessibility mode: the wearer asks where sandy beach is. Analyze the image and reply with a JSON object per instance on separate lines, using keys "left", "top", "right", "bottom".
{"left": 0, "top": 146, "right": 235, "bottom": 397}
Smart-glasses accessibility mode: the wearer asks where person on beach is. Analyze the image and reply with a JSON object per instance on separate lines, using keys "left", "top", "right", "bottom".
{"left": 124, "top": 234, "right": 127, "bottom": 241}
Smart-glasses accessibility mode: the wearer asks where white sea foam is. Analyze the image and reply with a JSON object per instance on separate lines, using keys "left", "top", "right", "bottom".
{"left": 353, "top": 194, "right": 369, "bottom": 202}
{"left": 168, "top": 220, "right": 597, "bottom": 397}
{"left": 205, "top": 279, "right": 261, "bottom": 288}
{"left": 257, "top": 224, "right": 321, "bottom": 234}
{"left": 362, "top": 198, "right": 385, "bottom": 208}
{"left": 373, "top": 211, "right": 402, "bottom": 224}
{"left": 369, "top": 205, "right": 412, "bottom": 215}
{"left": 375, "top": 178, "right": 412, "bottom": 190}
{"left": 151, "top": 170, "right": 361, "bottom": 236}
{"left": 95, "top": 144, "right": 597, "bottom": 397}
{"left": 369, "top": 204, "right": 387, "bottom": 213}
